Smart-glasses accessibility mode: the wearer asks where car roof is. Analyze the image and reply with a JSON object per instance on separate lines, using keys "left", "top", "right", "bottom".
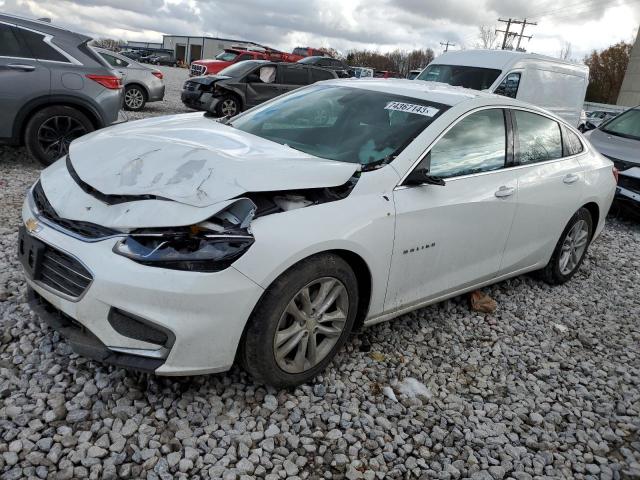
{"left": 433, "top": 49, "right": 589, "bottom": 73}
{"left": 0, "top": 13, "right": 91, "bottom": 43}
{"left": 319, "top": 78, "right": 561, "bottom": 112}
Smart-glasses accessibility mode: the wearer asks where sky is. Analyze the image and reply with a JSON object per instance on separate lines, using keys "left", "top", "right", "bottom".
{"left": 1, "top": 0, "right": 638, "bottom": 61}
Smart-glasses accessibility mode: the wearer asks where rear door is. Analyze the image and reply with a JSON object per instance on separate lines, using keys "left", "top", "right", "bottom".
{"left": 499, "top": 109, "right": 586, "bottom": 274}
{"left": 0, "top": 21, "right": 51, "bottom": 139}
{"left": 277, "top": 64, "right": 310, "bottom": 92}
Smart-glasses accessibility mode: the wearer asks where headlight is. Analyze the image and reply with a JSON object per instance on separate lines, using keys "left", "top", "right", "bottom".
{"left": 113, "top": 229, "right": 254, "bottom": 272}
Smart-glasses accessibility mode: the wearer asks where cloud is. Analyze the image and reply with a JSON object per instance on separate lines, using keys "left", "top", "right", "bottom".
{"left": 0, "top": 0, "right": 637, "bottom": 58}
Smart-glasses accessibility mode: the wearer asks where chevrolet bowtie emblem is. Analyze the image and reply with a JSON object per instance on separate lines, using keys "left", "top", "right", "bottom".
{"left": 25, "top": 218, "right": 41, "bottom": 234}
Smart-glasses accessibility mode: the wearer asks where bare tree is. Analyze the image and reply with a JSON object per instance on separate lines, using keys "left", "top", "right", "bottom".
{"left": 91, "top": 38, "right": 125, "bottom": 51}
{"left": 476, "top": 25, "right": 499, "bottom": 49}
{"left": 559, "top": 41, "right": 572, "bottom": 61}
{"left": 344, "top": 48, "right": 434, "bottom": 75}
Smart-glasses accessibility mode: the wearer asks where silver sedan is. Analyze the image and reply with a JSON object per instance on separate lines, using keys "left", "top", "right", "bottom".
{"left": 95, "top": 48, "right": 165, "bottom": 111}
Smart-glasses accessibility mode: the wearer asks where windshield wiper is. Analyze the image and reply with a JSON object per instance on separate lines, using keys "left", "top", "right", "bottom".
{"left": 361, "top": 155, "right": 395, "bottom": 172}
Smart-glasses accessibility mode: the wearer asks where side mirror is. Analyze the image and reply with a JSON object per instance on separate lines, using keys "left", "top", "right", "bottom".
{"left": 404, "top": 168, "right": 446, "bottom": 187}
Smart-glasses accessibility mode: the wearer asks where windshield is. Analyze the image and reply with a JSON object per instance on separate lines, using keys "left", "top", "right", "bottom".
{"left": 231, "top": 85, "right": 450, "bottom": 165}
{"left": 218, "top": 61, "right": 259, "bottom": 77}
{"left": 416, "top": 64, "right": 502, "bottom": 90}
{"left": 601, "top": 108, "right": 640, "bottom": 141}
{"left": 216, "top": 51, "right": 238, "bottom": 62}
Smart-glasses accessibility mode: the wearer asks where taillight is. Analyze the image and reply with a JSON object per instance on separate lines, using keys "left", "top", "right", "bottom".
{"left": 86, "top": 74, "right": 122, "bottom": 90}
{"left": 613, "top": 166, "right": 619, "bottom": 183}
{"left": 152, "top": 71, "right": 163, "bottom": 80}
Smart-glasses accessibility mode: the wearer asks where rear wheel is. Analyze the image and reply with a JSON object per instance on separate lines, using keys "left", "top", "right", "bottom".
{"left": 240, "top": 253, "right": 358, "bottom": 387}
{"left": 124, "top": 85, "right": 147, "bottom": 111}
{"left": 25, "top": 106, "right": 94, "bottom": 166}
{"left": 541, "top": 208, "right": 593, "bottom": 285}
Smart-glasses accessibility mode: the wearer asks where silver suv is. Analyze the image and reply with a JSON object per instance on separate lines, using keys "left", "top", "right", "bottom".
{"left": 0, "top": 14, "right": 125, "bottom": 166}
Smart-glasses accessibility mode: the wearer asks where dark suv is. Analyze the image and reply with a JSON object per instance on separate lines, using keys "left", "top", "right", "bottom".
{"left": 0, "top": 14, "right": 125, "bottom": 165}
{"left": 181, "top": 60, "right": 338, "bottom": 116}
{"left": 297, "top": 56, "right": 353, "bottom": 77}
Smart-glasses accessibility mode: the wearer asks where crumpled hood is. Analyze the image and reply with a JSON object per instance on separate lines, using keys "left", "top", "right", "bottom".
{"left": 67, "top": 113, "right": 359, "bottom": 208}
{"left": 189, "top": 75, "right": 230, "bottom": 85}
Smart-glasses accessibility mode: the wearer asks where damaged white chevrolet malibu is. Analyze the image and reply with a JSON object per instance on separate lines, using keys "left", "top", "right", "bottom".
{"left": 19, "top": 79, "right": 616, "bottom": 386}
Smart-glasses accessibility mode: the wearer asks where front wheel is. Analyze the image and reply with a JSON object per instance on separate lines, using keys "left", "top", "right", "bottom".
{"left": 240, "top": 254, "right": 359, "bottom": 387}
{"left": 541, "top": 208, "right": 593, "bottom": 285}
{"left": 215, "top": 95, "right": 240, "bottom": 117}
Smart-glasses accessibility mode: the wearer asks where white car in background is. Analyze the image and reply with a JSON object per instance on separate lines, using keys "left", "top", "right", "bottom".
{"left": 19, "top": 80, "right": 616, "bottom": 386}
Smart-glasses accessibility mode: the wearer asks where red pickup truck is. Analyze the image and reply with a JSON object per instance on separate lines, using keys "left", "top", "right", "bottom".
{"left": 189, "top": 46, "right": 327, "bottom": 76}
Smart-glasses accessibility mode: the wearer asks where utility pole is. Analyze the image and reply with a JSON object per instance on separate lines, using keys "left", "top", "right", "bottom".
{"left": 497, "top": 18, "right": 536, "bottom": 51}
{"left": 440, "top": 41, "right": 455, "bottom": 52}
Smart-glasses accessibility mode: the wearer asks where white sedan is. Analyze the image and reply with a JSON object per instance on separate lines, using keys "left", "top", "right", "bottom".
{"left": 19, "top": 79, "right": 616, "bottom": 386}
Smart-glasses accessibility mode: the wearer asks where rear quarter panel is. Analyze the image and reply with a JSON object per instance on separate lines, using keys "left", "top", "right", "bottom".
{"left": 577, "top": 148, "right": 616, "bottom": 238}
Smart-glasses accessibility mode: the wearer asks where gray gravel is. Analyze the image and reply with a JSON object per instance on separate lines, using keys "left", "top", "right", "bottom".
{"left": 1, "top": 65, "right": 640, "bottom": 479}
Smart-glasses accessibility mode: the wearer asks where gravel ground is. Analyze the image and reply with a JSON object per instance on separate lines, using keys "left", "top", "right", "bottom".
{"left": 1, "top": 66, "right": 639, "bottom": 480}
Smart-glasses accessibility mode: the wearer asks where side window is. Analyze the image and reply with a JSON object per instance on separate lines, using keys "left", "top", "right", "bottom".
{"left": 428, "top": 109, "right": 507, "bottom": 178}
{"left": 494, "top": 72, "right": 521, "bottom": 99}
{"left": 0, "top": 24, "right": 26, "bottom": 58}
{"left": 101, "top": 53, "right": 128, "bottom": 68}
{"left": 236, "top": 53, "right": 252, "bottom": 61}
{"left": 18, "top": 28, "right": 68, "bottom": 62}
{"left": 310, "top": 68, "right": 335, "bottom": 82}
{"left": 562, "top": 127, "right": 584, "bottom": 156}
{"left": 280, "top": 66, "right": 309, "bottom": 85}
{"left": 514, "top": 111, "right": 562, "bottom": 164}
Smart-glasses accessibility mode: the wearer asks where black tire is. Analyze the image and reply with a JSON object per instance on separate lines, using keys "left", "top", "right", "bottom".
{"left": 25, "top": 106, "right": 94, "bottom": 167}
{"left": 214, "top": 95, "right": 240, "bottom": 117}
{"left": 540, "top": 208, "right": 593, "bottom": 285}
{"left": 240, "top": 253, "right": 359, "bottom": 387}
{"left": 124, "top": 85, "right": 147, "bottom": 111}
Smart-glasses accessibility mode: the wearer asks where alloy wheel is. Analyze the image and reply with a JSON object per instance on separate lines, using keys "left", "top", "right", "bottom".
{"left": 221, "top": 99, "right": 237, "bottom": 116}
{"left": 274, "top": 277, "right": 349, "bottom": 373}
{"left": 125, "top": 88, "right": 145, "bottom": 110}
{"left": 37, "top": 116, "right": 87, "bottom": 160}
{"left": 558, "top": 219, "right": 589, "bottom": 275}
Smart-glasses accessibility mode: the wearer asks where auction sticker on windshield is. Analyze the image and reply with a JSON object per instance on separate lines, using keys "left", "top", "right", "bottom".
{"left": 385, "top": 101, "right": 439, "bottom": 117}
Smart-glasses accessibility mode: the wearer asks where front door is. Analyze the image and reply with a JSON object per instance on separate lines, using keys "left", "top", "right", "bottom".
{"left": 245, "top": 65, "right": 281, "bottom": 108}
{"left": 0, "top": 22, "right": 50, "bottom": 139}
{"left": 385, "top": 108, "right": 519, "bottom": 311}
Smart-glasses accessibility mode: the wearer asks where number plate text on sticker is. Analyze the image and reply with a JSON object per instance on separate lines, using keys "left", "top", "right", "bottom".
{"left": 385, "top": 101, "right": 439, "bottom": 117}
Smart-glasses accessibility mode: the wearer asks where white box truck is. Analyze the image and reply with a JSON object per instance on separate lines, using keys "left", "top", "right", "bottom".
{"left": 415, "top": 50, "right": 589, "bottom": 127}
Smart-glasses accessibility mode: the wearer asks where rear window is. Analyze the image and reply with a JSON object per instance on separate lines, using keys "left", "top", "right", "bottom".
{"left": 515, "top": 111, "right": 562, "bottom": 164}
{"left": 18, "top": 28, "right": 69, "bottom": 62}
{"left": 417, "top": 64, "right": 502, "bottom": 90}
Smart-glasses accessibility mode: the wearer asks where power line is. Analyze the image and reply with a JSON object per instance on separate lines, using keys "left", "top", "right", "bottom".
{"left": 497, "top": 18, "right": 537, "bottom": 51}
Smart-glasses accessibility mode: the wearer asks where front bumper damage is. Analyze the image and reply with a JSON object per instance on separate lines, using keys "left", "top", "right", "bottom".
{"left": 20, "top": 185, "right": 265, "bottom": 376}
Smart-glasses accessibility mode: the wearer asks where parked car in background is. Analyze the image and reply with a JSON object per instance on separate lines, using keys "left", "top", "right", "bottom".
{"left": 21, "top": 80, "right": 616, "bottom": 386}
{"left": 374, "top": 70, "right": 402, "bottom": 78}
{"left": 190, "top": 46, "right": 327, "bottom": 77}
{"left": 0, "top": 13, "right": 124, "bottom": 166}
{"left": 352, "top": 66, "right": 374, "bottom": 78}
{"left": 96, "top": 48, "right": 165, "bottom": 111}
{"left": 148, "top": 53, "right": 177, "bottom": 67}
{"left": 415, "top": 50, "right": 589, "bottom": 127}
{"left": 579, "top": 110, "right": 617, "bottom": 132}
{"left": 182, "top": 60, "right": 337, "bottom": 116}
{"left": 297, "top": 56, "right": 353, "bottom": 77}
{"left": 407, "top": 69, "right": 422, "bottom": 79}
{"left": 119, "top": 49, "right": 147, "bottom": 61}
{"left": 584, "top": 106, "right": 640, "bottom": 171}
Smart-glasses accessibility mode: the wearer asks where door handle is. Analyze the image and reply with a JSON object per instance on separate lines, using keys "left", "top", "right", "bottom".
{"left": 563, "top": 173, "right": 579, "bottom": 184}
{"left": 7, "top": 64, "right": 35, "bottom": 72}
{"left": 495, "top": 186, "right": 515, "bottom": 198}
